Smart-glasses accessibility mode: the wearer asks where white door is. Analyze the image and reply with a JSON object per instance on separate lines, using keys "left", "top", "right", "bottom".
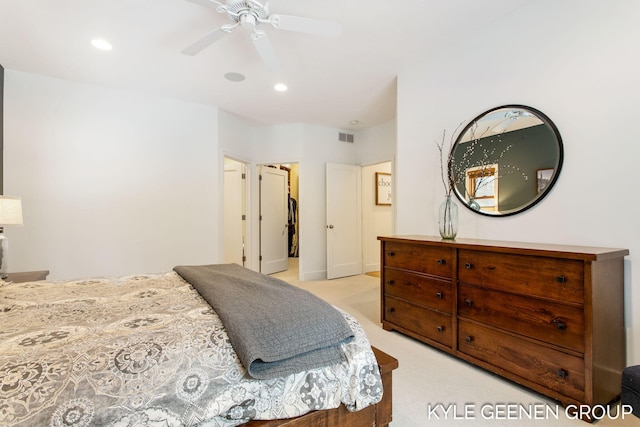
{"left": 326, "top": 163, "right": 362, "bottom": 279}
{"left": 260, "top": 166, "right": 289, "bottom": 274}
{"left": 223, "top": 162, "right": 245, "bottom": 265}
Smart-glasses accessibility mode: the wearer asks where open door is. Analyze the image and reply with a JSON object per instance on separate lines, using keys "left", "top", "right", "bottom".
{"left": 223, "top": 160, "right": 245, "bottom": 265}
{"left": 326, "top": 163, "right": 362, "bottom": 279}
{"left": 260, "top": 166, "right": 289, "bottom": 274}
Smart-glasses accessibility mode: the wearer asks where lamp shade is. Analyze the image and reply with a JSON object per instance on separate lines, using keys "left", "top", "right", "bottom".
{"left": 0, "top": 196, "right": 23, "bottom": 226}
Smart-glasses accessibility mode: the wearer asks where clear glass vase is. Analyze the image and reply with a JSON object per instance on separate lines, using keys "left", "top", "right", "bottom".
{"left": 439, "top": 195, "right": 458, "bottom": 240}
{"left": 468, "top": 197, "right": 481, "bottom": 211}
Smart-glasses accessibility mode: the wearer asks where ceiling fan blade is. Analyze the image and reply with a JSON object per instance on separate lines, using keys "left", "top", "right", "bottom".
{"left": 269, "top": 14, "right": 342, "bottom": 37}
{"left": 181, "top": 26, "right": 231, "bottom": 55}
{"left": 251, "top": 30, "right": 281, "bottom": 69}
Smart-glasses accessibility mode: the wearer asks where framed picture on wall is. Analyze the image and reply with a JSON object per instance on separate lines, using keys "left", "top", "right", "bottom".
{"left": 536, "top": 168, "right": 554, "bottom": 194}
{"left": 376, "top": 172, "right": 392, "bottom": 205}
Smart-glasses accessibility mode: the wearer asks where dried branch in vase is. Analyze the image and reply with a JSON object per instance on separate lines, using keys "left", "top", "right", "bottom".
{"left": 435, "top": 122, "right": 464, "bottom": 198}
{"left": 448, "top": 122, "right": 528, "bottom": 206}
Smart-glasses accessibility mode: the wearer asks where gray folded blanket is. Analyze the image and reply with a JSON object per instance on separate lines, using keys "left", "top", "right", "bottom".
{"left": 173, "top": 263, "right": 354, "bottom": 379}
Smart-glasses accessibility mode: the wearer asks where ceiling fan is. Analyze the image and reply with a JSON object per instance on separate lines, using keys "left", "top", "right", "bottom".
{"left": 491, "top": 110, "right": 536, "bottom": 133}
{"left": 182, "top": 0, "right": 343, "bottom": 69}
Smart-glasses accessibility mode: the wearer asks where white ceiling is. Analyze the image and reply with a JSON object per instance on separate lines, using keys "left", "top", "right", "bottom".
{"left": 0, "top": 0, "right": 533, "bottom": 130}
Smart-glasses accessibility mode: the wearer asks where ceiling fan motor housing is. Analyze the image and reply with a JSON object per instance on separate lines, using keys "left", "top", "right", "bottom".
{"left": 226, "top": 0, "right": 268, "bottom": 24}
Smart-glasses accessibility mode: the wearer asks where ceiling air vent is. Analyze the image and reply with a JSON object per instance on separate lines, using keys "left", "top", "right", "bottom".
{"left": 339, "top": 132, "right": 355, "bottom": 143}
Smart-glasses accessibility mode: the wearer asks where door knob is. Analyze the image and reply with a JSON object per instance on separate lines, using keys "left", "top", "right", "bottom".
{"left": 327, "top": 225, "right": 334, "bottom": 229}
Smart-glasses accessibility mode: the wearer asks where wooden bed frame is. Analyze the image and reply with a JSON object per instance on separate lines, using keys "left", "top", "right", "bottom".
{"left": 246, "top": 347, "right": 398, "bottom": 427}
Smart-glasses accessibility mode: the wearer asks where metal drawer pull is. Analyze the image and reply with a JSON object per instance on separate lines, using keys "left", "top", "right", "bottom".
{"left": 465, "top": 263, "right": 473, "bottom": 269}
{"left": 554, "top": 320, "right": 567, "bottom": 330}
{"left": 557, "top": 369, "right": 568, "bottom": 378}
{"left": 436, "top": 292, "right": 443, "bottom": 299}
{"left": 386, "top": 280, "right": 395, "bottom": 285}
{"left": 465, "top": 299, "right": 473, "bottom": 307}
{"left": 556, "top": 275, "right": 567, "bottom": 283}
{"left": 437, "top": 326, "right": 444, "bottom": 332}
{"left": 437, "top": 259, "right": 446, "bottom": 265}
{"left": 465, "top": 336, "right": 473, "bottom": 343}
{"left": 387, "top": 252, "right": 396, "bottom": 257}
{"left": 387, "top": 307, "right": 395, "bottom": 313}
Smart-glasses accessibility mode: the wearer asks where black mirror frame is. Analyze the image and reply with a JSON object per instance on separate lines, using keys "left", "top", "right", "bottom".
{"left": 449, "top": 104, "right": 564, "bottom": 217}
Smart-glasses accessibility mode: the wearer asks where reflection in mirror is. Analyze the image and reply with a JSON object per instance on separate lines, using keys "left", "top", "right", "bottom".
{"left": 449, "top": 105, "right": 563, "bottom": 216}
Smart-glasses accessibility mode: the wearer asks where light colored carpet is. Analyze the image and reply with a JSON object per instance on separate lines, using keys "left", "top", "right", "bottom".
{"left": 272, "top": 259, "right": 636, "bottom": 426}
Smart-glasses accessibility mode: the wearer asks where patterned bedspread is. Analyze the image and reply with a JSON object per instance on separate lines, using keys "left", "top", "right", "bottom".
{"left": 0, "top": 272, "right": 382, "bottom": 427}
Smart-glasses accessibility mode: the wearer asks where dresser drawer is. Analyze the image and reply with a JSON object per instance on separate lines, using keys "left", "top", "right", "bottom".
{"left": 383, "top": 242, "right": 453, "bottom": 278}
{"left": 384, "top": 296, "right": 453, "bottom": 347}
{"left": 383, "top": 268, "right": 452, "bottom": 313}
{"left": 458, "top": 250, "right": 584, "bottom": 304}
{"left": 458, "top": 319, "right": 585, "bottom": 401}
{"left": 458, "top": 284, "right": 584, "bottom": 352}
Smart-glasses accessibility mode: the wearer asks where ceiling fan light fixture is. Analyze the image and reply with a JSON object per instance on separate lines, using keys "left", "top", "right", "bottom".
{"left": 240, "top": 13, "right": 257, "bottom": 30}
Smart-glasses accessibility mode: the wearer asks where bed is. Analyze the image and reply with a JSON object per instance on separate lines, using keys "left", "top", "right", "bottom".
{"left": 0, "top": 264, "right": 396, "bottom": 427}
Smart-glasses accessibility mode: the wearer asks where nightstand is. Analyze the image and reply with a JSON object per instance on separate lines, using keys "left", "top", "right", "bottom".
{"left": 3, "top": 270, "right": 50, "bottom": 283}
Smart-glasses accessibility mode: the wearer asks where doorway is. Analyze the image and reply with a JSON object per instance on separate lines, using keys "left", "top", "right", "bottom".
{"left": 362, "top": 161, "right": 393, "bottom": 274}
{"left": 325, "top": 161, "right": 393, "bottom": 279}
{"left": 223, "top": 158, "right": 247, "bottom": 266}
{"left": 326, "top": 163, "right": 363, "bottom": 279}
{"left": 258, "top": 163, "right": 300, "bottom": 275}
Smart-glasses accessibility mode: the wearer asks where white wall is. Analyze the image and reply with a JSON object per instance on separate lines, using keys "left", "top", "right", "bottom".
{"left": 396, "top": 1, "right": 640, "bottom": 362}
{"left": 218, "top": 110, "right": 256, "bottom": 162}
{"left": 4, "top": 71, "right": 221, "bottom": 279}
{"left": 356, "top": 120, "right": 396, "bottom": 166}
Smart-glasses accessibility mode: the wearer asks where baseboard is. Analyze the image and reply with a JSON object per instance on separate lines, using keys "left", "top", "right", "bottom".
{"left": 301, "top": 270, "right": 327, "bottom": 281}
{"left": 364, "top": 262, "right": 380, "bottom": 273}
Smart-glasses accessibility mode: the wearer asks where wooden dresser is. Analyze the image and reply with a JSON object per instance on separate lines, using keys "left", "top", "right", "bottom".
{"left": 379, "top": 235, "right": 628, "bottom": 410}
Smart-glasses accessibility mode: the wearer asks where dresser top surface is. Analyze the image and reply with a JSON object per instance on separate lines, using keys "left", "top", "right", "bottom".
{"left": 378, "top": 235, "right": 629, "bottom": 261}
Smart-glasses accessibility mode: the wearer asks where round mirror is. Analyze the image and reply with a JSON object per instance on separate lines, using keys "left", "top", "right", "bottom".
{"left": 449, "top": 105, "right": 563, "bottom": 216}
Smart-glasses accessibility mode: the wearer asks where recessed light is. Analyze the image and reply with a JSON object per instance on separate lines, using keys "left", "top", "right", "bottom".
{"left": 224, "top": 72, "right": 245, "bottom": 82}
{"left": 274, "top": 83, "right": 288, "bottom": 92}
{"left": 91, "top": 39, "right": 112, "bottom": 51}
{"left": 349, "top": 120, "right": 360, "bottom": 126}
